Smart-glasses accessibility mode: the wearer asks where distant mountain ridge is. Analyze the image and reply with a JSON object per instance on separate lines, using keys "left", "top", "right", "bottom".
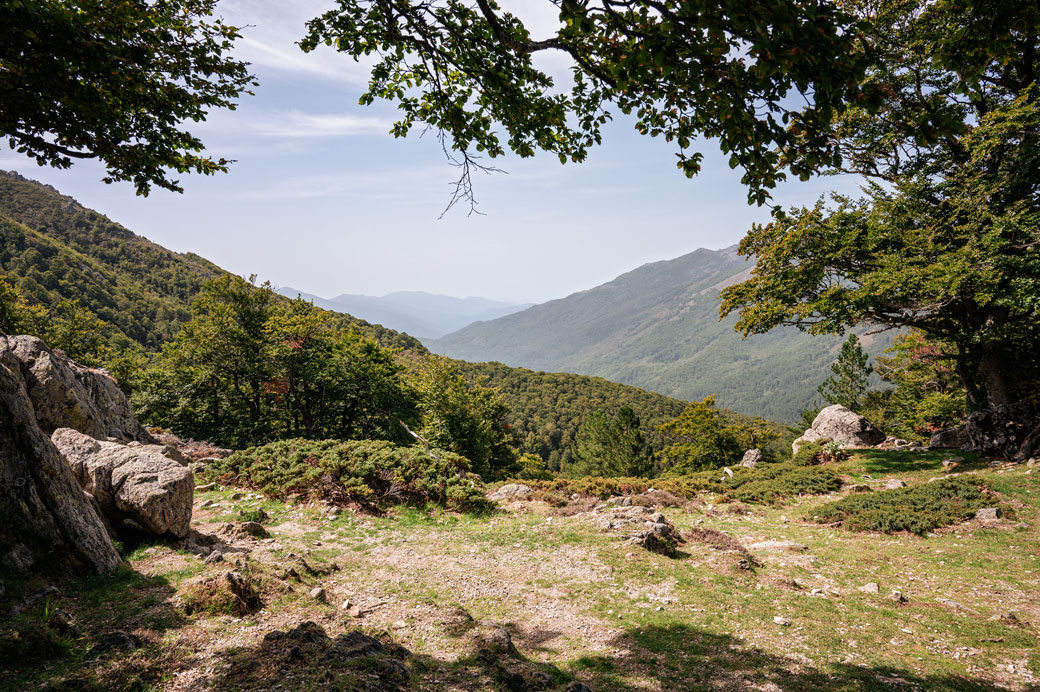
{"left": 428, "top": 246, "right": 893, "bottom": 423}
{"left": 277, "top": 287, "right": 531, "bottom": 339}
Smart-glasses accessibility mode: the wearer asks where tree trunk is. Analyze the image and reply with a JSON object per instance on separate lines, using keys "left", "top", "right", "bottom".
{"left": 978, "top": 351, "right": 1015, "bottom": 408}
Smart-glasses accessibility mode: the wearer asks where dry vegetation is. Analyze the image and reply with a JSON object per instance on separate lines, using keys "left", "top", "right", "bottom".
{"left": 2, "top": 450, "right": 1038, "bottom": 692}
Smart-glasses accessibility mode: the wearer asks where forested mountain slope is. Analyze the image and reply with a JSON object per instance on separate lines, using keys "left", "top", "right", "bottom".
{"left": 2, "top": 170, "right": 770, "bottom": 463}
{"left": 457, "top": 361, "right": 791, "bottom": 470}
{"left": 430, "top": 247, "right": 893, "bottom": 423}
{"left": 0, "top": 170, "right": 421, "bottom": 352}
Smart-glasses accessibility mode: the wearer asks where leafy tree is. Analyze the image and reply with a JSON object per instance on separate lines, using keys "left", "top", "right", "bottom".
{"left": 721, "top": 2, "right": 1040, "bottom": 411}
{"left": 135, "top": 276, "right": 416, "bottom": 447}
{"left": 0, "top": 275, "right": 108, "bottom": 365}
{"left": 412, "top": 357, "right": 518, "bottom": 479}
{"left": 863, "top": 331, "right": 968, "bottom": 441}
{"left": 658, "top": 396, "right": 770, "bottom": 473}
{"left": 1, "top": 0, "right": 254, "bottom": 194}
{"left": 570, "top": 407, "right": 653, "bottom": 478}
{"left": 303, "top": 0, "right": 875, "bottom": 208}
{"left": 817, "top": 334, "right": 873, "bottom": 413}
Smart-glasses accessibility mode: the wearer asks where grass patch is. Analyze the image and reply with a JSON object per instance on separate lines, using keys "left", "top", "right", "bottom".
{"left": 811, "top": 476, "right": 992, "bottom": 534}
{"left": 204, "top": 438, "right": 490, "bottom": 512}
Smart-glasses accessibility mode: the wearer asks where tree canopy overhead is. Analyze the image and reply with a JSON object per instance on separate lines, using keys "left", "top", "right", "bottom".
{"left": 303, "top": 0, "right": 875, "bottom": 208}
{"left": 1, "top": 0, "right": 254, "bottom": 194}
{"left": 720, "top": 0, "right": 1040, "bottom": 412}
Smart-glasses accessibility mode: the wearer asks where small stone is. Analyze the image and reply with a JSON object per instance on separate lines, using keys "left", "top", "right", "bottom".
{"left": 340, "top": 599, "right": 353, "bottom": 610}
{"left": 203, "top": 550, "right": 223, "bottom": 564}
{"left": 392, "top": 620, "right": 408, "bottom": 629}
{"left": 564, "top": 682, "right": 593, "bottom": 692}
{"left": 858, "top": 582, "right": 880, "bottom": 594}
{"left": 888, "top": 590, "right": 906, "bottom": 603}
{"left": 195, "top": 483, "right": 216, "bottom": 492}
{"left": 310, "top": 587, "right": 326, "bottom": 602}
{"left": 884, "top": 479, "right": 907, "bottom": 490}
{"left": 773, "top": 616, "right": 792, "bottom": 627}
{"left": 238, "top": 521, "right": 268, "bottom": 538}
{"left": 975, "top": 507, "right": 1002, "bottom": 522}
{"left": 231, "top": 492, "right": 245, "bottom": 500}
{"left": 988, "top": 611, "right": 1019, "bottom": 624}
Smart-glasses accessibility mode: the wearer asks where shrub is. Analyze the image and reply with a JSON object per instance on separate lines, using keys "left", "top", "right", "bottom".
{"left": 729, "top": 466, "right": 843, "bottom": 505}
{"left": 791, "top": 438, "right": 849, "bottom": 466}
{"left": 204, "top": 438, "right": 489, "bottom": 512}
{"left": 811, "top": 476, "right": 990, "bottom": 534}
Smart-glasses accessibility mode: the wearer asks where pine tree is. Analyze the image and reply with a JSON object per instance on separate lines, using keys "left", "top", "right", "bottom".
{"left": 817, "top": 335, "right": 873, "bottom": 413}
{"left": 570, "top": 407, "right": 653, "bottom": 478}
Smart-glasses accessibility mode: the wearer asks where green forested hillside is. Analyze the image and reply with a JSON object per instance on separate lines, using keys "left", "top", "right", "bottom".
{"left": 0, "top": 170, "right": 422, "bottom": 352}
{"left": 3, "top": 170, "right": 775, "bottom": 465}
{"left": 458, "top": 361, "right": 792, "bottom": 470}
{"left": 430, "top": 247, "right": 894, "bottom": 423}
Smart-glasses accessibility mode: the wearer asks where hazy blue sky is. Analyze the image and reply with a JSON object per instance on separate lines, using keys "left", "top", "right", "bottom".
{"left": 1, "top": 0, "right": 861, "bottom": 304}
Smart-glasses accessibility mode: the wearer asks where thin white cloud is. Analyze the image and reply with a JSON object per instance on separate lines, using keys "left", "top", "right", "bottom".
{"left": 243, "top": 111, "right": 391, "bottom": 138}
{"left": 237, "top": 37, "right": 373, "bottom": 85}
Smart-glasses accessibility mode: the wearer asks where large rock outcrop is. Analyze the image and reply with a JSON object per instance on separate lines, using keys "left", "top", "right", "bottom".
{"left": 52, "top": 428, "right": 194, "bottom": 538}
{"left": 793, "top": 404, "right": 886, "bottom": 452}
{"left": 0, "top": 344, "right": 121, "bottom": 575}
{"left": 4, "top": 334, "right": 151, "bottom": 442}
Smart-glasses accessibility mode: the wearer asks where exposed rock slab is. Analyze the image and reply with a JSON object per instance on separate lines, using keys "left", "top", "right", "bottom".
{"left": 793, "top": 404, "right": 885, "bottom": 452}
{"left": 0, "top": 344, "right": 120, "bottom": 574}
{"left": 3, "top": 335, "right": 151, "bottom": 442}
{"left": 739, "top": 449, "right": 763, "bottom": 468}
{"left": 52, "top": 427, "right": 193, "bottom": 537}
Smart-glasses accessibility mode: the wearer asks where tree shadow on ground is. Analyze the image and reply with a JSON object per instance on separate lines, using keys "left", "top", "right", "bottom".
{"left": 575, "top": 623, "right": 1038, "bottom": 692}
{"left": 180, "top": 616, "right": 1037, "bottom": 692}
{"left": 0, "top": 548, "right": 197, "bottom": 692}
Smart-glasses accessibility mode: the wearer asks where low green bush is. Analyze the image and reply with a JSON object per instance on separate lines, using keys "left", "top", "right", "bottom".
{"left": 204, "top": 438, "right": 489, "bottom": 512}
{"left": 729, "top": 466, "right": 843, "bottom": 505}
{"left": 811, "top": 476, "right": 990, "bottom": 534}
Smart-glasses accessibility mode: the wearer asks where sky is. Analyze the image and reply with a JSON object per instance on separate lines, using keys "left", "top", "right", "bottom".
{"left": 1, "top": 0, "right": 863, "bottom": 305}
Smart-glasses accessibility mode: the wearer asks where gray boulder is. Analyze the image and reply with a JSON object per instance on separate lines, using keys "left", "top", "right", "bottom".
{"left": 52, "top": 428, "right": 193, "bottom": 537}
{"left": 489, "top": 483, "right": 533, "bottom": 501}
{"left": 739, "top": 449, "right": 763, "bottom": 468}
{"left": 3, "top": 335, "right": 151, "bottom": 442}
{"left": 793, "top": 404, "right": 885, "bottom": 453}
{"left": 0, "top": 344, "right": 120, "bottom": 574}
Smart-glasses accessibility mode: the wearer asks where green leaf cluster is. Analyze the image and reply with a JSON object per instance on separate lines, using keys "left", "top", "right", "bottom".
{"left": 1, "top": 0, "right": 255, "bottom": 194}
{"left": 303, "top": 0, "right": 873, "bottom": 207}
